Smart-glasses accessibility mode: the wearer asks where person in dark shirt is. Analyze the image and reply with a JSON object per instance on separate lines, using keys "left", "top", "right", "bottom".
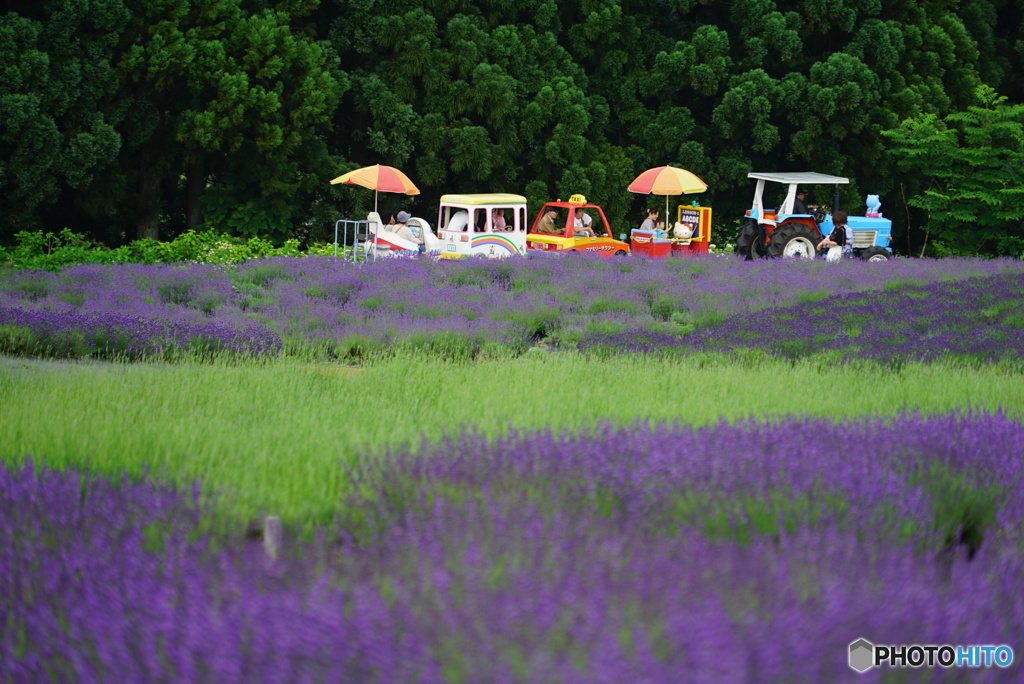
{"left": 816, "top": 210, "right": 853, "bottom": 258}
{"left": 793, "top": 188, "right": 811, "bottom": 215}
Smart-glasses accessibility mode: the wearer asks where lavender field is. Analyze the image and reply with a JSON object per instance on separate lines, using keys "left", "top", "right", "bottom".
{"left": 3, "top": 254, "right": 1024, "bottom": 361}
{"left": 4, "top": 414, "right": 1023, "bottom": 682}
{"left": 2, "top": 254, "right": 1024, "bottom": 682}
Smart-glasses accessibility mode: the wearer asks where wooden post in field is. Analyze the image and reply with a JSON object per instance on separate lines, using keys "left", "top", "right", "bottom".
{"left": 264, "top": 515, "right": 282, "bottom": 561}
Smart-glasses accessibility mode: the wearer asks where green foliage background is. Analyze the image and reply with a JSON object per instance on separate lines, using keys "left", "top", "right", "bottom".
{"left": 2, "top": 0, "right": 1023, "bottom": 254}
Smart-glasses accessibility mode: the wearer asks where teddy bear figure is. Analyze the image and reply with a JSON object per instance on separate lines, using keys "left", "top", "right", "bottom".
{"left": 865, "top": 195, "right": 882, "bottom": 218}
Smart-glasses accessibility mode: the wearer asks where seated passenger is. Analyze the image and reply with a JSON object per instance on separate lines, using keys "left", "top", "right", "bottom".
{"left": 492, "top": 208, "right": 507, "bottom": 231}
{"left": 535, "top": 207, "right": 563, "bottom": 235}
{"left": 639, "top": 208, "right": 659, "bottom": 232}
{"left": 573, "top": 207, "right": 595, "bottom": 237}
{"left": 393, "top": 211, "right": 424, "bottom": 251}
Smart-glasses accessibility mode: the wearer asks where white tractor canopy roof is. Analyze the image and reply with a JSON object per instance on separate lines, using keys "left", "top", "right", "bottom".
{"left": 749, "top": 173, "right": 849, "bottom": 218}
{"left": 748, "top": 172, "right": 850, "bottom": 185}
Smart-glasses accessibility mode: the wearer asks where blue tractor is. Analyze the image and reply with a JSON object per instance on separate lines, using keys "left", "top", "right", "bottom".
{"left": 734, "top": 172, "right": 893, "bottom": 261}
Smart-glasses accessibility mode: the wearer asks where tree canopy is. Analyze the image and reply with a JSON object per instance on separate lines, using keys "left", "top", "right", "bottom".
{"left": 883, "top": 85, "right": 1024, "bottom": 256}
{"left": 2, "top": 0, "right": 1023, "bottom": 254}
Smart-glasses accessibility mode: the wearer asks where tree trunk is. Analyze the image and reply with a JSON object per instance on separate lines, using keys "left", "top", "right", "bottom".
{"left": 136, "top": 150, "right": 161, "bottom": 241}
{"left": 899, "top": 182, "right": 913, "bottom": 256}
{"left": 185, "top": 153, "right": 205, "bottom": 232}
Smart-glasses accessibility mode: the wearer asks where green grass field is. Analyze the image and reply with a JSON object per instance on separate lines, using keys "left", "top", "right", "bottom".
{"left": 3, "top": 351, "right": 1022, "bottom": 528}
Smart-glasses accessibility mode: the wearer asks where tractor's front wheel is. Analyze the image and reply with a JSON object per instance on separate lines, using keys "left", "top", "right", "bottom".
{"left": 734, "top": 220, "right": 762, "bottom": 261}
{"left": 861, "top": 246, "right": 892, "bottom": 262}
{"left": 766, "top": 223, "right": 820, "bottom": 259}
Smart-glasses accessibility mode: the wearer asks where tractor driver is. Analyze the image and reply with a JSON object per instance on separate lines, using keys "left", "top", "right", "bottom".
{"left": 792, "top": 188, "right": 821, "bottom": 217}
{"left": 793, "top": 188, "right": 811, "bottom": 215}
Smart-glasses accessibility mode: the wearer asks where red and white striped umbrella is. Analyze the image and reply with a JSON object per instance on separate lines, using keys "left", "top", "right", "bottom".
{"left": 330, "top": 164, "right": 420, "bottom": 214}
{"left": 628, "top": 166, "right": 707, "bottom": 221}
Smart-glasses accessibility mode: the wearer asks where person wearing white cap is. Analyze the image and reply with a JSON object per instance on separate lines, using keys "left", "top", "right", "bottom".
{"left": 393, "top": 210, "right": 423, "bottom": 250}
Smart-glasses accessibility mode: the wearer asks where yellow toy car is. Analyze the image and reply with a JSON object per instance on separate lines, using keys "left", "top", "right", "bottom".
{"left": 526, "top": 195, "right": 630, "bottom": 257}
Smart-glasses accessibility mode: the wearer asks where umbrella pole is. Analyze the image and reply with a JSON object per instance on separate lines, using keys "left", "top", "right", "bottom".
{"left": 373, "top": 189, "right": 379, "bottom": 262}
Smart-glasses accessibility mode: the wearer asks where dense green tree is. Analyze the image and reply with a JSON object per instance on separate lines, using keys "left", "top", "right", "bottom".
{"left": 0, "top": 0, "right": 130, "bottom": 242}
{"left": 3, "top": 0, "right": 1021, "bottom": 252}
{"left": 959, "top": 0, "right": 1024, "bottom": 103}
{"left": 883, "top": 85, "right": 1024, "bottom": 257}
{"left": 321, "top": 0, "right": 641, "bottom": 227}
{"left": 0, "top": 0, "right": 344, "bottom": 246}
{"left": 497, "top": 0, "right": 964, "bottom": 233}
{"left": 118, "top": 0, "right": 345, "bottom": 240}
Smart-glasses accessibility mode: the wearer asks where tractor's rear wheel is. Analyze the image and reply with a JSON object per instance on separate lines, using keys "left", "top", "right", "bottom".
{"left": 861, "top": 246, "right": 891, "bottom": 262}
{"left": 767, "top": 223, "right": 820, "bottom": 259}
{"left": 734, "top": 220, "right": 761, "bottom": 261}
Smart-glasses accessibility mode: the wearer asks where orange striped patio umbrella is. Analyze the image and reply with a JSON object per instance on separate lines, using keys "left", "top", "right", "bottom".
{"left": 628, "top": 165, "right": 707, "bottom": 221}
{"left": 330, "top": 164, "right": 420, "bottom": 214}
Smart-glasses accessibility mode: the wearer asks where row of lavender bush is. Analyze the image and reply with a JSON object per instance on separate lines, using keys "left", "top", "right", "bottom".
{"left": 0, "top": 306, "right": 282, "bottom": 359}
{"left": 2, "top": 255, "right": 1023, "bottom": 362}
{"left": 5, "top": 413, "right": 1022, "bottom": 682}
{"left": 579, "top": 270, "right": 1024, "bottom": 364}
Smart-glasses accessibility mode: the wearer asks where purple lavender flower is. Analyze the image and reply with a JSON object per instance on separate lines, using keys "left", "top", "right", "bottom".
{"left": 580, "top": 271, "right": 1024, "bottom": 362}
{"left": 0, "top": 305, "right": 281, "bottom": 359}
{"left": 3, "top": 256, "right": 1023, "bottom": 362}
{"left": 5, "top": 412, "right": 1023, "bottom": 682}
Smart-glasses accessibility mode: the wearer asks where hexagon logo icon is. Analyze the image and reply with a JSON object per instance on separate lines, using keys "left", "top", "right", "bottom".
{"left": 849, "top": 638, "right": 874, "bottom": 673}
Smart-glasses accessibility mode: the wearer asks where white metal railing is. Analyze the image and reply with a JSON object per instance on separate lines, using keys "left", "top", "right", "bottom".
{"left": 333, "top": 220, "right": 372, "bottom": 262}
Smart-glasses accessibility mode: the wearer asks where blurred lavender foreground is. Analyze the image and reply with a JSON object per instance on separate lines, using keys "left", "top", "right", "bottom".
{"left": 4, "top": 413, "right": 1023, "bottom": 683}
{"left": 2, "top": 256, "right": 1024, "bottom": 361}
